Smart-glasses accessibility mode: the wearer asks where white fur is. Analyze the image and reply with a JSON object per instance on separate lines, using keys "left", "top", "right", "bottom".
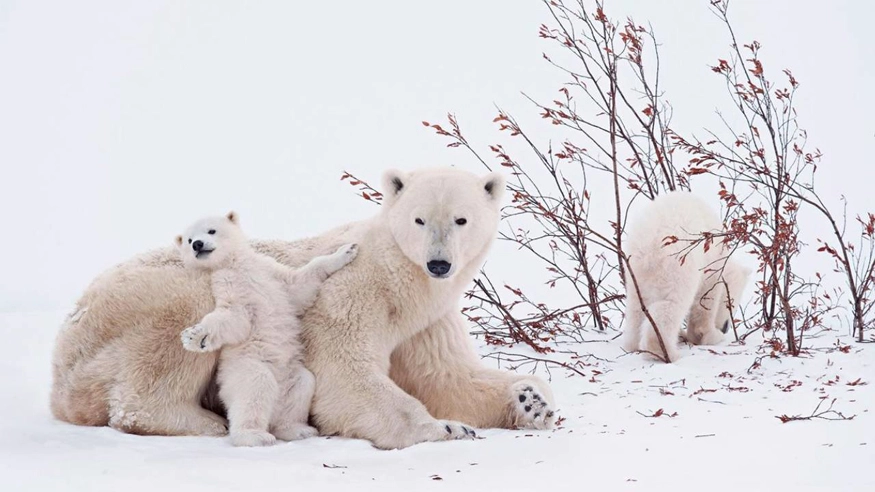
{"left": 304, "top": 167, "right": 556, "bottom": 448}
{"left": 177, "top": 212, "right": 358, "bottom": 446}
{"left": 620, "top": 192, "right": 751, "bottom": 362}
{"left": 50, "top": 167, "right": 556, "bottom": 449}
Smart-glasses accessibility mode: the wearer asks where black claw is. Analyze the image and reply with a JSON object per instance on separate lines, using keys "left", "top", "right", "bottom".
{"left": 524, "top": 405, "right": 532, "bottom": 412}
{"left": 199, "top": 335, "right": 208, "bottom": 349}
{"left": 532, "top": 394, "right": 541, "bottom": 401}
{"left": 534, "top": 413, "right": 541, "bottom": 419}
{"left": 546, "top": 411, "right": 554, "bottom": 418}
{"left": 518, "top": 394, "right": 526, "bottom": 403}
{"left": 445, "top": 425, "right": 452, "bottom": 434}
{"left": 462, "top": 427, "right": 470, "bottom": 436}
{"left": 470, "top": 429, "right": 477, "bottom": 437}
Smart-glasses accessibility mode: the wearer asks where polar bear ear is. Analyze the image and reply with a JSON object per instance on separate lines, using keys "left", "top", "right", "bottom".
{"left": 481, "top": 172, "right": 506, "bottom": 203}
{"left": 381, "top": 169, "right": 407, "bottom": 205}
{"left": 226, "top": 211, "right": 238, "bottom": 224}
{"left": 174, "top": 235, "right": 183, "bottom": 246}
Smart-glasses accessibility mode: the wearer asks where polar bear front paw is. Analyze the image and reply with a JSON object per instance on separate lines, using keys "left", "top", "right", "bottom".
{"left": 438, "top": 420, "right": 478, "bottom": 441}
{"left": 180, "top": 324, "right": 216, "bottom": 352}
{"left": 510, "top": 381, "right": 556, "bottom": 430}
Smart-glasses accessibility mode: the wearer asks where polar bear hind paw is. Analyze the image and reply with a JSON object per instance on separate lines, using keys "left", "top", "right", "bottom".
{"left": 511, "top": 382, "right": 556, "bottom": 430}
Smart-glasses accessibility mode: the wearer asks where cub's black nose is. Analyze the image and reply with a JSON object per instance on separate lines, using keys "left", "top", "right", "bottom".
{"left": 192, "top": 240, "right": 204, "bottom": 252}
{"left": 427, "top": 260, "right": 451, "bottom": 276}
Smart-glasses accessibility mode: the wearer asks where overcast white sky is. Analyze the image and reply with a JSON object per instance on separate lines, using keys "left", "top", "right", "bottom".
{"left": 1, "top": 0, "right": 872, "bottom": 311}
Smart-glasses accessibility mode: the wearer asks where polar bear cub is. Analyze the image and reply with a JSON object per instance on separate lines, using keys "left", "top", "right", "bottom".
{"left": 620, "top": 192, "right": 750, "bottom": 362}
{"left": 175, "top": 212, "right": 358, "bottom": 446}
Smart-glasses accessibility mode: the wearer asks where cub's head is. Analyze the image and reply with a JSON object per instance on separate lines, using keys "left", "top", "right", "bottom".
{"left": 382, "top": 167, "right": 505, "bottom": 280}
{"left": 175, "top": 211, "right": 247, "bottom": 270}
{"left": 715, "top": 259, "right": 752, "bottom": 333}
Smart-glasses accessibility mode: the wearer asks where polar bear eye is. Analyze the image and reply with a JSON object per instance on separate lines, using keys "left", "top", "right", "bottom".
{"left": 208, "top": 229, "right": 216, "bottom": 235}
{"left": 455, "top": 218, "right": 467, "bottom": 226}
{"left": 415, "top": 218, "right": 425, "bottom": 226}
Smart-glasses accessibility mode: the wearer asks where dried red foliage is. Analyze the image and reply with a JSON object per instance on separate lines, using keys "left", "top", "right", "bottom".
{"left": 671, "top": 0, "right": 871, "bottom": 352}
{"left": 344, "top": 0, "right": 872, "bottom": 372}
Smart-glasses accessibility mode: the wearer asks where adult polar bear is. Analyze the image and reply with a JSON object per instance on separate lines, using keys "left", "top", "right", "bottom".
{"left": 51, "top": 167, "right": 556, "bottom": 449}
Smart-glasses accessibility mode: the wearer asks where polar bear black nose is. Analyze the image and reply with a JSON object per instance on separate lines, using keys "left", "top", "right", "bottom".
{"left": 427, "top": 260, "right": 451, "bottom": 276}
{"left": 192, "top": 240, "right": 204, "bottom": 252}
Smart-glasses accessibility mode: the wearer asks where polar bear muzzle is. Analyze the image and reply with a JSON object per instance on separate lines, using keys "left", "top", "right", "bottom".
{"left": 426, "top": 260, "right": 452, "bottom": 278}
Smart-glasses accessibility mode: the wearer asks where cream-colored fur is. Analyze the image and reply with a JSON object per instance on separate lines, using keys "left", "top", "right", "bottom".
{"left": 175, "top": 212, "right": 357, "bottom": 446}
{"left": 620, "top": 191, "right": 751, "bottom": 362}
{"left": 50, "top": 167, "right": 556, "bottom": 449}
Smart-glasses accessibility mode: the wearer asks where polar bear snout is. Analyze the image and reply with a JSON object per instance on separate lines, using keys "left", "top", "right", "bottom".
{"left": 426, "top": 260, "right": 452, "bottom": 278}
{"left": 192, "top": 239, "right": 216, "bottom": 258}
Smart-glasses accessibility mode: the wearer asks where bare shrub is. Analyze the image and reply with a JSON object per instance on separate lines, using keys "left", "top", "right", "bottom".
{"left": 672, "top": 0, "right": 874, "bottom": 352}
{"left": 344, "top": 0, "right": 873, "bottom": 369}
{"left": 422, "top": 0, "right": 689, "bottom": 362}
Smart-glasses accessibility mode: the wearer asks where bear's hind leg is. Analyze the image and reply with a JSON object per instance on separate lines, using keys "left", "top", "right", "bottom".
{"left": 270, "top": 364, "right": 318, "bottom": 441}
{"left": 620, "top": 291, "right": 645, "bottom": 353}
{"left": 684, "top": 282, "right": 724, "bottom": 346}
{"left": 107, "top": 386, "right": 227, "bottom": 437}
{"left": 390, "top": 313, "right": 556, "bottom": 431}
{"left": 640, "top": 300, "right": 686, "bottom": 362}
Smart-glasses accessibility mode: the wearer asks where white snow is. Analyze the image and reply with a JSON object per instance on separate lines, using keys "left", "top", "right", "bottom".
{"left": 2, "top": 310, "right": 871, "bottom": 491}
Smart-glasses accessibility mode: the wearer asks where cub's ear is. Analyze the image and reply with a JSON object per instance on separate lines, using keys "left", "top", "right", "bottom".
{"left": 174, "top": 235, "right": 183, "bottom": 246}
{"left": 226, "top": 211, "right": 238, "bottom": 224}
{"left": 381, "top": 169, "right": 408, "bottom": 205}
{"left": 481, "top": 172, "right": 506, "bottom": 202}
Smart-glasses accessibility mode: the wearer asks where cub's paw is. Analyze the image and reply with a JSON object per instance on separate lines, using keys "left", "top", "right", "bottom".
{"left": 335, "top": 243, "right": 359, "bottom": 264}
{"left": 510, "top": 380, "right": 556, "bottom": 430}
{"left": 229, "top": 430, "right": 277, "bottom": 447}
{"left": 273, "top": 424, "right": 318, "bottom": 442}
{"left": 180, "top": 324, "right": 215, "bottom": 352}
{"left": 437, "top": 420, "right": 478, "bottom": 441}
{"left": 323, "top": 243, "right": 359, "bottom": 274}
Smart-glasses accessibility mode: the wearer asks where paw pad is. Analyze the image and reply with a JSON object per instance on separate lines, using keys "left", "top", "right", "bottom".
{"left": 512, "top": 383, "right": 555, "bottom": 430}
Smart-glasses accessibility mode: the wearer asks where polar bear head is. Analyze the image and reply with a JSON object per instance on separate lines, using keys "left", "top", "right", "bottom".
{"left": 382, "top": 167, "right": 505, "bottom": 280}
{"left": 715, "top": 260, "right": 752, "bottom": 333}
{"left": 175, "top": 212, "right": 248, "bottom": 270}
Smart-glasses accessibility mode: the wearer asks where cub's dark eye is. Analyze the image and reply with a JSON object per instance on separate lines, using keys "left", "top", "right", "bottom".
{"left": 455, "top": 218, "right": 467, "bottom": 226}
{"left": 188, "top": 238, "right": 192, "bottom": 244}
{"left": 415, "top": 218, "right": 425, "bottom": 225}
{"left": 208, "top": 229, "right": 216, "bottom": 235}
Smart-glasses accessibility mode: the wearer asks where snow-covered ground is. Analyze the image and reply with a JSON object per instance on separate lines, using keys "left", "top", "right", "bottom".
{"left": 2, "top": 310, "right": 871, "bottom": 491}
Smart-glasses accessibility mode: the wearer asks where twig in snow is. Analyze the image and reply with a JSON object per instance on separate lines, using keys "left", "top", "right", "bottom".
{"left": 776, "top": 397, "right": 856, "bottom": 423}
